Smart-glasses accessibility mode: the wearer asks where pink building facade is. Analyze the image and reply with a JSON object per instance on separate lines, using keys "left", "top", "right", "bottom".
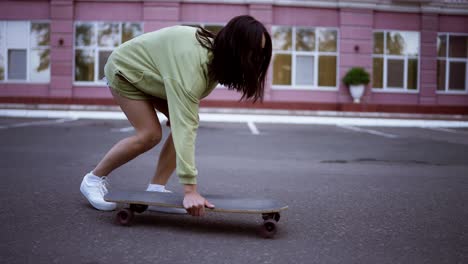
{"left": 0, "top": 0, "right": 467, "bottom": 114}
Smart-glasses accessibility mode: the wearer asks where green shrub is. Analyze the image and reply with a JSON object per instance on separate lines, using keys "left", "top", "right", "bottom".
{"left": 342, "top": 67, "right": 370, "bottom": 86}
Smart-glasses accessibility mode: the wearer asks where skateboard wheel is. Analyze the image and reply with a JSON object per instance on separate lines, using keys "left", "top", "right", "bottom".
{"left": 262, "top": 213, "right": 280, "bottom": 222}
{"left": 116, "top": 208, "right": 134, "bottom": 226}
{"left": 130, "top": 204, "right": 148, "bottom": 213}
{"left": 259, "top": 219, "right": 277, "bottom": 238}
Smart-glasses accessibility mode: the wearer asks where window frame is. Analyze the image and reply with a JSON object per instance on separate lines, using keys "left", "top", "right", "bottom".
{"left": 371, "top": 30, "right": 420, "bottom": 93}
{"left": 73, "top": 21, "right": 144, "bottom": 86}
{"left": 0, "top": 20, "right": 51, "bottom": 84}
{"left": 271, "top": 26, "right": 340, "bottom": 91}
{"left": 436, "top": 32, "right": 468, "bottom": 95}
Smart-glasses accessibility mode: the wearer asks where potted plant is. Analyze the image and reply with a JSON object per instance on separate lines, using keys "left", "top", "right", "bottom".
{"left": 342, "top": 67, "right": 370, "bottom": 103}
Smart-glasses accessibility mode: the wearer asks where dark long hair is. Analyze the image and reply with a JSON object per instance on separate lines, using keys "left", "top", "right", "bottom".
{"left": 196, "top": 15, "right": 272, "bottom": 102}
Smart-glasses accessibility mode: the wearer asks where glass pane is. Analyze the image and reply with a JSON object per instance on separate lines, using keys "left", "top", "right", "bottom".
{"left": 437, "top": 35, "right": 447, "bottom": 57}
{"left": 296, "top": 28, "right": 315, "bottom": 51}
{"left": 75, "top": 49, "right": 95, "bottom": 81}
{"left": 204, "top": 25, "right": 223, "bottom": 35}
{"left": 30, "top": 49, "right": 50, "bottom": 82}
{"left": 0, "top": 23, "right": 3, "bottom": 80}
{"left": 98, "top": 50, "right": 112, "bottom": 80}
{"left": 122, "top": 23, "right": 143, "bottom": 43}
{"left": 318, "top": 55, "right": 336, "bottom": 87}
{"left": 407, "top": 59, "right": 418, "bottom": 90}
{"left": 373, "top": 57, "right": 383, "bottom": 88}
{"left": 272, "top": 53, "right": 291, "bottom": 85}
{"left": 98, "top": 23, "right": 119, "bottom": 47}
{"left": 8, "top": 49, "right": 27, "bottom": 80}
{"left": 449, "top": 35, "right": 468, "bottom": 58}
{"left": 7, "top": 21, "right": 28, "bottom": 48}
{"left": 31, "top": 23, "right": 50, "bottom": 47}
{"left": 437, "top": 60, "right": 446, "bottom": 91}
{"left": 373, "top": 32, "right": 384, "bottom": 54}
{"left": 318, "top": 29, "right": 337, "bottom": 52}
{"left": 75, "top": 23, "right": 95, "bottom": 46}
{"left": 272, "top": 26, "right": 292, "bottom": 51}
{"left": 387, "top": 59, "right": 404, "bottom": 88}
{"left": 0, "top": 53, "right": 4, "bottom": 80}
{"left": 295, "top": 55, "right": 314, "bottom": 85}
{"left": 386, "top": 31, "right": 419, "bottom": 56}
{"left": 449, "top": 61, "right": 466, "bottom": 91}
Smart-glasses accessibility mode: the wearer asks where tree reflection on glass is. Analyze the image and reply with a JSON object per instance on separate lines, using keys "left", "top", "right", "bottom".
{"left": 272, "top": 26, "right": 292, "bottom": 51}
{"left": 75, "top": 49, "right": 95, "bottom": 81}
{"left": 122, "top": 23, "right": 142, "bottom": 43}
{"left": 31, "top": 23, "right": 50, "bottom": 73}
{"left": 318, "top": 29, "right": 337, "bottom": 52}
{"left": 98, "top": 23, "right": 119, "bottom": 47}
{"left": 75, "top": 23, "right": 95, "bottom": 46}
{"left": 296, "top": 28, "right": 315, "bottom": 51}
{"left": 0, "top": 56, "right": 4, "bottom": 80}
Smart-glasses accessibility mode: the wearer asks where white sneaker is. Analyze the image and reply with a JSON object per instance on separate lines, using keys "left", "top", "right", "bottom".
{"left": 80, "top": 172, "right": 117, "bottom": 211}
{"left": 146, "top": 187, "right": 187, "bottom": 214}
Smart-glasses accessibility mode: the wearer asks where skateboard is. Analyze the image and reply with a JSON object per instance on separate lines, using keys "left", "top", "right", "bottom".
{"left": 104, "top": 189, "right": 288, "bottom": 238}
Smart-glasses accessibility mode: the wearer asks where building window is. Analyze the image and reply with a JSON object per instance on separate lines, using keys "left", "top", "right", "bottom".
{"left": 372, "top": 31, "right": 419, "bottom": 91}
{"left": 0, "top": 21, "right": 50, "bottom": 82}
{"left": 437, "top": 33, "right": 468, "bottom": 93}
{"left": 74, "top": 22, "right": 143, "bottom": 84}
{"left": 271, "top": 26, "right": 338, "bottom": 89}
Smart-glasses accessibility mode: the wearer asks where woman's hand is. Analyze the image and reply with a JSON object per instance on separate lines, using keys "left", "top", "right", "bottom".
{"left": 183, "top": 185, "right": 215, "bottom": 217}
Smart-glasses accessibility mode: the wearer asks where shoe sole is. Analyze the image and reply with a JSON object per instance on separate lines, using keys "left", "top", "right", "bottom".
{"left": 80, "top": 183, "right": 116, "bottom": 211}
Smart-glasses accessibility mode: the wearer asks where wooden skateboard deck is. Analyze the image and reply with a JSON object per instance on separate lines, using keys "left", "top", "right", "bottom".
{"left": 104, "top": 189, "right": 288, "bottom": 238}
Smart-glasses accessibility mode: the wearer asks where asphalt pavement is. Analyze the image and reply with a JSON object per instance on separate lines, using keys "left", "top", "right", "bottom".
{"left": 0, "top": 116, "right": 467, "bottom": 264}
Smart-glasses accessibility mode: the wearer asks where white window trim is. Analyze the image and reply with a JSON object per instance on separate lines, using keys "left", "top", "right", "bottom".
{"left": 271, "top": 26, "right": 339, "bottom": 91}
{"left": 371, "top": 30, "right": 421, "bottom": 93}
{"left": 0, "top": 20, "right": 51, "bottom": 84}
{"left": 73, "top": 21, "right": 144, "bottom": 86}
{"left": 436, "top": 32, "right": 468, "bottom": 94}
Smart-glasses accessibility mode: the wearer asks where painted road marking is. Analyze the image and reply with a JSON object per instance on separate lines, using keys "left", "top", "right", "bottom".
{"left": 1, "top": 109, "right": 468, "bottom": 128}
{"left": 111, "top": 126, "right": 134, "bottom": 133}
{"left": 338, "top": 125, "right": 399, "bottom": 139}
{"left": 247, "top": 121, "right": 260, "bottom": 135}
{"left": 420, "top": 127, "right": 467, "bottom": 134}
{"left": 0, "top": 118, "right": 77, "bottom": 130}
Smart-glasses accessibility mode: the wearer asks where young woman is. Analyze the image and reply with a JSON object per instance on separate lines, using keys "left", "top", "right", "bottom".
{"left": 80, "top": 15, "right": 272, "bottom": 217}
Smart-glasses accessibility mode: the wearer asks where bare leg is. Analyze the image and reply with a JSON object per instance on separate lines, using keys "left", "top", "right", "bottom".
{"left": 93, "top": 90, "right": 162, "bottom": 177}
{"left": 151, "top": 133, "right": 176, "bottom": 185}
{"left": 150, "top": 99, "right": 176, "bottom": 185}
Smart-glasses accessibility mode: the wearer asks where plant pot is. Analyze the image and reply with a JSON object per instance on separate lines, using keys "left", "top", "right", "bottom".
{"left": 349, "top": 84, "right": 365, "bottom": 103}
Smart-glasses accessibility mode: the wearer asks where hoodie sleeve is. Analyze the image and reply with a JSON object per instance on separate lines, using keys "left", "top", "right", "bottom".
{"left": 163, "top": 77, "right": 200, "bottom": 185}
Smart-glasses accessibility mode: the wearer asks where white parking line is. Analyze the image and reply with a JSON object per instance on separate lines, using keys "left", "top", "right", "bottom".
{"left": 420, "top": 127, "right": 464, "bottom": 134}
{"left": 0, "top": 118, "right": 77, "bottom": 130}
{"left": 111, "top": 126, "right": 134, "bottom": 133}
{"left": 247, "top": 121, "right": 260, "bottom": 135}
{"left": 338, "top": 125, "right": 399, "bottom": 138}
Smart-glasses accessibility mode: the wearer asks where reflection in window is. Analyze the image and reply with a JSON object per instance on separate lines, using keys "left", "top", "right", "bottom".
{"left": 372, "top": 31, "right": 419, "bottom": 91}
{"left": 296, "top": 28, "right": 314, "bottom": 51}
{"left": 122, "top": 23, "right": 142, "bottom": 43}
{"left": 74, "top": 21, "right": 143, "bottom": 83}
{"left": 273, "top": 54, "right": 291, "bottom": 85}
{"left": 0, "top": 21, "right": 51, "bottom": 82}
{"left": 30, "top": 49, "right": 50, "bottom": 82}
{"left": 318, "top": 29, "right": 337, "bottom": 52}
{"left": 75, "top": 23, "right": 95, "bottom": 46}
{"left": 437, "top": 33, "right": 468, "bottom": 92}
{"left": 318, "top": 56, "right": 336, "bottom": 87}
{"left": 98, "top": 23, "right": 119, "bottom": 47}
{"left": 272, "top": 26, "right": 338, "bottom": 88}
{"left": 272, "top": 26, "right": 292, "bottom": 51}
{"left": 75, "top": 49, "right": 95, "bottom": 81}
